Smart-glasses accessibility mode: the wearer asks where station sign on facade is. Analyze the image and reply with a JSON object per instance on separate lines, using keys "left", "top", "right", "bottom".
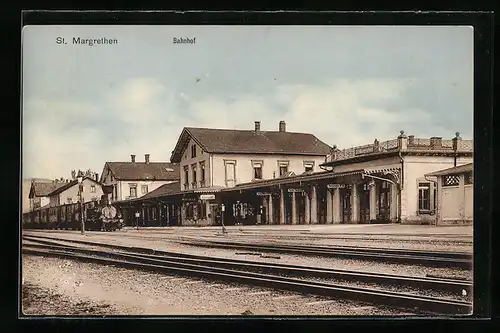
{"left": 200, "top": 194, "right": 216, "bottom": 200}
{"left": 327, "top": 184, "right": 346, "bottom": 189}
{"left": 256, "top": 192, "right": 271, "bottom": 196}
{"left": 287, "top": 188, "right": 303, "bottom": 193}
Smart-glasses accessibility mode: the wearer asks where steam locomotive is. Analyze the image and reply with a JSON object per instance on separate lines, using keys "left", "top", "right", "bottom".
{"left": 85, "top": 202, "right": 123, "bottom": 231}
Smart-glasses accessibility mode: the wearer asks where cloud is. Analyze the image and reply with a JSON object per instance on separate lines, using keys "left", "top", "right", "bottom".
{"left": 22, "top": 77, "right": 467, "bottom": 179}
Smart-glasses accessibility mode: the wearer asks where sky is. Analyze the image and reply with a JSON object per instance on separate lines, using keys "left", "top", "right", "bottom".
{"left": 22, "top": 25, "right": 473, "bottom": 180}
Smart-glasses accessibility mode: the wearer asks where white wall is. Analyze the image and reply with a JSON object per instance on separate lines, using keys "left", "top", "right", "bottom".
{"left": 119, "top": 180, "right": 177, "bottom": 200}
{"left": 102, "top": 165, "right": 177, "bottom": 201}
{"left": 331, "top": 156, "right": 402, "bottom": 173}
{"left": 402, "top": 155, "right": 472, "bottom": 223}
{"left": 179, "top": 137, "right": 210, "bottom": 189}
{"left": 51, "top": 178, "right": 105, "bottom": 206}
{"left": 211, "top": 153, "right": 327, "bottom": 188}
{"left": 441, "top": 186, "right": 461, "bottom": 220}
{"left": 464, "top": 185, "right": 473, "bottom": 219}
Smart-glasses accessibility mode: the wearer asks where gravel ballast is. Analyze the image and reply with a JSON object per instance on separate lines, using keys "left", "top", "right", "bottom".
{"left": 22, "top": 255, "right": 420, "bottom": 316}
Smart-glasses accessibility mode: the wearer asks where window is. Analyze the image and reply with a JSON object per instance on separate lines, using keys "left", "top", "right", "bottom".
{"left": 278, "top": 161, "right": 289, "bottom": 177}
{"left": 113, "top": 185, "right": 118, "bottom": 200}
{"left": 90, "top": 185, "right": 96, "bottom": 193}
{"left": 141, "top": 185, "right": 148, "bottom": 194}
{"left": 200, "top": 162, "right": 206, "bottom": 186}
{"left": 191, "top": 144, "right": 196, "bottom": 158}
{"left": 192, "top": 164, "right": 197, "bottom": 188}
{"left": 280, "top": 166, "right": 288, "bottom": 176}
{"left": 254, "top": 166, "right": 262, "bottom": 179}
{"left": 252, "top": 160, "right": 263, "bottom": 180}
{"left": 224, "top": 160, "right": 236, "bottom": 187}
{"left": 183, "top": 166, "right": 189, "bottom": 188}
{"left": 303, "top": 161, "right": 314, "bottom": 173}
{"left": 443, "top": 175, "right": 460, "bottom": 187}
{"left": 418, "top": 182, "right": 431, "bottom": 213}
{"left": 129, "top": 184, "right": 137, "bottom": 198}
{"left": 67, "top": 198, "right": 73, "bottom": 204}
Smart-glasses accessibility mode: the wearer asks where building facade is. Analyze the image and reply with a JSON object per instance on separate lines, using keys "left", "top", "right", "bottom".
{"left": 47, "top": 176, "right": 106, "bottom": 207}
{"left": 168, "top": 120, "right": 332, "bottom": 225}
{"left": 100, "top": 154, "right": 180, "bottom": 202}
{"left": 28, "top": 180, "right": 66, "bottom": 211}
{"left": 425, "top": 163, "right": 473, "bottom": 225}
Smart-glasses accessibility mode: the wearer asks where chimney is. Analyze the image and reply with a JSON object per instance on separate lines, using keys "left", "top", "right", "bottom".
{"left": 95, "top": 173, "right": 99, "bottom": 182}
{"left": 408, "top": 135, "right": 415, "bottom": 145}
{"left": 430, "top": 137, "right": 442, "bottom": 148}
{"left": 145, "top": 154, "right": 150, "bottom": 164}
{"left": 254, "top": 121, "right": 261, "bottom": 132}
{"left": 131, "top": 154, "right": 136, "bottom": 163}
{"left": 279, "top": 120, "right": 286, "bottom": 132}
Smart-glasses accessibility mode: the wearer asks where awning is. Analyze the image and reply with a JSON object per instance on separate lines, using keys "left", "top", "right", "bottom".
{"left": 363, "top": 167, "right": 401, "bottom": 175}
{"left": 223, "top": 169, "right": 365, "bottom": 192}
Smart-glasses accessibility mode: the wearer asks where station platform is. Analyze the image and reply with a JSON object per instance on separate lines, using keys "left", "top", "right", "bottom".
{"left": 121, "top": 223, "right": 473, "bottom": 237}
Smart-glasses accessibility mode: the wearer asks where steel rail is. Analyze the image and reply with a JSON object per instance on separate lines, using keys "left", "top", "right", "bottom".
{"left": 22, "top": 234, "right": 472, "bottom": 270}
{"left": 22, "top": 246, "right": 472, "bottom": 315}
{"left": 22, "top": 238, "right": 472, "bottom": 295}
{"left": 195, "top": 239, "right": 472, "bottom": 259}
{"left": 176, "top": 240, "right": 472, "bottom": 269}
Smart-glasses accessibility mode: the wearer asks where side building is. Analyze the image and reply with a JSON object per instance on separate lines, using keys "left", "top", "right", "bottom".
{"left": 47, "top": 176, "right": 107, "bottom": 207}
{"left": 100, "top": 154, "right": 180, "bottom": 203}
{"left": 28, "top": 180, "right": 67, "bottom": 211}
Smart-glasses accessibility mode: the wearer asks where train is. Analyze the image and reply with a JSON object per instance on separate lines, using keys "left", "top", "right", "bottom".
{"left": 22, "top": 195, "right": 123, "bottom": 231}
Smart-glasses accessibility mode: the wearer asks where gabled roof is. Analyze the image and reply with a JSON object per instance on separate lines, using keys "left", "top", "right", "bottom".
{"left": 425, "top": 163, "right": 473, "bottom": 177}
{"left": 115, "top": 182, "right": 181, "bottom": 204}
{"left": 29, "top": 181, "right": 67, "bottom": 198}
{"left": 170, "top": 127, "right": 332, "bottom": 163}
{"left": 103, "top": 162, "right": 180, "bottom": 181}
{"left": 47, "top": 177, "right": 103, "bottom": 196}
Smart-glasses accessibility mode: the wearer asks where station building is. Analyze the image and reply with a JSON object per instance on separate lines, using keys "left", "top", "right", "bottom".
{"left": 114, "top": 125, "right": 473, "bottom": 227}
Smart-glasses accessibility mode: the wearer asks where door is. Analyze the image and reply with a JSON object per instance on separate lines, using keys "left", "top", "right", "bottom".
{"left": 340, "top": 187, "right": 351, "bottom": 223}
{"left": 378, "top": 181, "right": 391, "bottom": 219}
{"left": 360, "top": 184, "right": 371, "bottom": 223}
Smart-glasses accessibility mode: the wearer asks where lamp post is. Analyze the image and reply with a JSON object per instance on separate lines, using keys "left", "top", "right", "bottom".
{"left": 221, "top": 204, "right": 227, "bottom": 234}
{"left": 77, "top": 175, "right": 84, "bottom": 234}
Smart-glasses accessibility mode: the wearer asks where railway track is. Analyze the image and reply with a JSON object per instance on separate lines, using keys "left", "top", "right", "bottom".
{"left": 177, "top": 239, "right": 473, "bottom": 269}
{"left": 22, "top": 236, "right": 472, "bottom": 315}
